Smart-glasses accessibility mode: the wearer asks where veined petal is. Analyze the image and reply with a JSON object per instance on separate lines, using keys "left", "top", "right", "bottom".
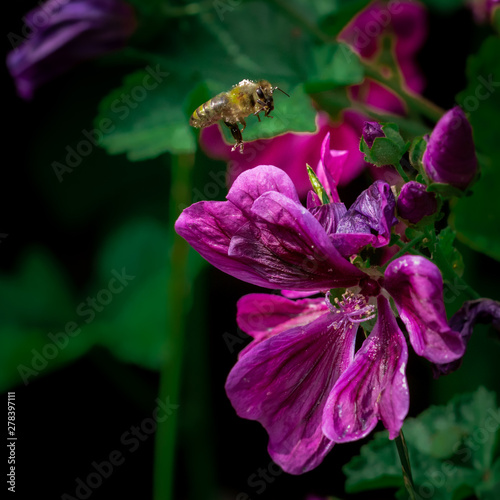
{"left": 229, "top": 191, "right": 366, "bottom": 290}
{"left": 227, "top": 165, "right": 300, "bottom": 216}
{"left": 225, "top": 312, "right": 358, "bottom": 474}
{"left": 323, "top": 295, "right": 409, "bottom": 442}
{"left": 236, "top": 294, "right": 329, "bottom": 356}
{"left": 309, "top": 203, "right": 347, "bottom": 237}
{"left": 333, "top": 180, "right": 397, "bottom": 256}
{"left": 384, "top": 255, "right": 465, "bottom": 363}
{"left": 174, "top": 199, "right": 248, "bottom": 274}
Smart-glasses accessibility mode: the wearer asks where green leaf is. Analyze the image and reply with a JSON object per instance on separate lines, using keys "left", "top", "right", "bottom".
{"left": 344, "top": 387, "right": 500, "bottom": 499}
{"left": 96, "top": 69, "right": 196, "bottom": 160}
{"left": 306, "top": 43, "right": 364, "bottom": 91}
{"left": 91, "top": 218, "right": 171, "bottom": 369}
{"left": 318, "top": 0, "right": 373, "bottom": 37}
{"left": 343, "top": 431, "right": 403, "bottom": 492}
{"left": 452, "top": 38, "right": 500, "bottom": 261}
{"left": 0, "top": 251, "right": 92, "bottom": 391}
{"left": 360, "top": 122, "right": 408, "bottom": 167}
{"left": 450, "top": 157, "right": 500, "bottom": 261}
{"left": 435, "top": 227, "right": 465, "bottom": 278}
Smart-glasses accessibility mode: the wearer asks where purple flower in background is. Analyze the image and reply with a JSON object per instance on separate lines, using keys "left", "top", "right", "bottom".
{"left": 340, "top": 0, "right": 428, "bottom": 109}
{"left": 7, "top": 0, "right": 137, "bottom": 100}
{"left": 434, "top": 298, "right": 500, "bottom": 376}
{"left": 199, "top": 111, "right": 369, "bottom": 198}
{"left": 397, "top": 181, "right": 438, "bottom": 223}
{"left": 422, "top": 106, "right": 478, "bottom": 190}
{"left": 175, "top": 163, "right": 465, "bottom": 474}
{"left": 467, "top": 0, "right": 500, "bottom": 23}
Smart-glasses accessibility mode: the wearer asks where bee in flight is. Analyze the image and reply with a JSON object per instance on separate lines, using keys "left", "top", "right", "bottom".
{"left": 189, "top": 79, "right": 289, "bottom": 153}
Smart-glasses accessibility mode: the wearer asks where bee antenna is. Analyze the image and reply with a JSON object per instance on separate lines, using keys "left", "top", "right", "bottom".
{"left": 274, "top": 87, "right": 290, "bottom": 97}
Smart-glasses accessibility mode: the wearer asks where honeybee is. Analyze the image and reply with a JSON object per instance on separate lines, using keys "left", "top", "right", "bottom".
{"left": 189, "top": 79, "right": 289, "bottom": 153}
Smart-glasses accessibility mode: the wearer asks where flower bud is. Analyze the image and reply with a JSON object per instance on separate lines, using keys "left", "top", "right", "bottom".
{"left": 362, "top": 122, "right": 385, "bottom": 148}
{"left": 360, "top": 122, "right": 408, "bottom": 167}
{"left": 397, "top": 181, "right": 438, "bottom": 224}
{"left": 422, "top": 107, "right": 477, "bottom": 190}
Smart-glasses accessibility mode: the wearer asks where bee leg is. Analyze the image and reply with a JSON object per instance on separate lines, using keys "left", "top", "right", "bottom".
{"left": 224, "top": 121, "right": 244, "bottom": 154}
{"left": 239, "top": 118, "right": 247, "bottom": 131}
{"left": 254, "top": 112, "right": 261, "bottom": 122}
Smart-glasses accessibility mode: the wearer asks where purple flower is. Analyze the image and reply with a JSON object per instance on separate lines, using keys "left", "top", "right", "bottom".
{"left": 175, "top": 164, "right": 400, "bottom": 291}
{"left": 225, "top": 252, "right": 464, "bottom": 474}
{"left": 175, "top": 164, "right": 465, "bottom": 474}
{"left": 422, "top": 107, "right": 478, "bottom": 190}
{"left": 397, "top": 181, "right": 438, "bottom": 223}
{"left": 6, "top": 0, "right": 137, "bottom": 100}
{"left": 340, "top": 0, "right": 428, "bottom": 105}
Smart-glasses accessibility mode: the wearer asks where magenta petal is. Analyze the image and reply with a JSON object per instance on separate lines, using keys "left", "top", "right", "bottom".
{"left": 236, "top": 293, "right": 329, "bottom": 356}
{"left": 281, "top": 290, "right": 321, "bottom": 299}
{"left": 227, "top": 164, "right": 300, "bottom": 216}
{"left": 309, "top": 203, "right": 347, "bottom": 236}
{"left": 323, "top": 295, "right": 409, "bottom": 442}
{"left": 384, "top": 256, "right": 466, "bottom": 363}
{"left": 174, "top": 199, "right": 249, "bottom": 274}
{"left": 229, "top": 191, "right": 366, "bottom": 290}
{"left": 333, "top": 180, "right": 397, "bottom": 256}
{"left": 225, "top": 312, "right": 358, "bottom": 474}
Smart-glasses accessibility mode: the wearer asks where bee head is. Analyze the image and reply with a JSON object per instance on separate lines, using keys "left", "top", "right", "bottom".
{"left": 256, "top": 80, "right": 290, "bottom": 117}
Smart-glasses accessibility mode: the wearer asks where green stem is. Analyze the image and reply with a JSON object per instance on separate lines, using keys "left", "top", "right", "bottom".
{"left": 382, "top": 234, "right": 426, "bottom": 270}
{"left": 394, "top": 160, "right": 410, "bottom": 183}
{"left": 153, "top": 153, "right": 194, "bottom": 500}
{"left": 395, "top": 430, "right": 417, "bottom": 500}
{"left": 362, "top": 63, "right": 445, "bottom": 124}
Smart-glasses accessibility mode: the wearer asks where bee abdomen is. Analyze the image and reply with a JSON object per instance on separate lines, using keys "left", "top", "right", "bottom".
{"left": 190, "top": 93, "right": 230, "bottom": 128}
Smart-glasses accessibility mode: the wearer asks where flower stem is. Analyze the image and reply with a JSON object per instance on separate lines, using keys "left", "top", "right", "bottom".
{"left": 362, "top": 62, "right": 445, "bottom": 124}
{"left": 395, "top": 430, "right": 417, "bottom": 500}
{"left": 153, "top": 153, "right": 194, "bottom": 500}
{"left": 382, "top": 234, "right": 426, "bottom": 270}
{"left": 394, "top": 160, "right": 410, "bottom": 183}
